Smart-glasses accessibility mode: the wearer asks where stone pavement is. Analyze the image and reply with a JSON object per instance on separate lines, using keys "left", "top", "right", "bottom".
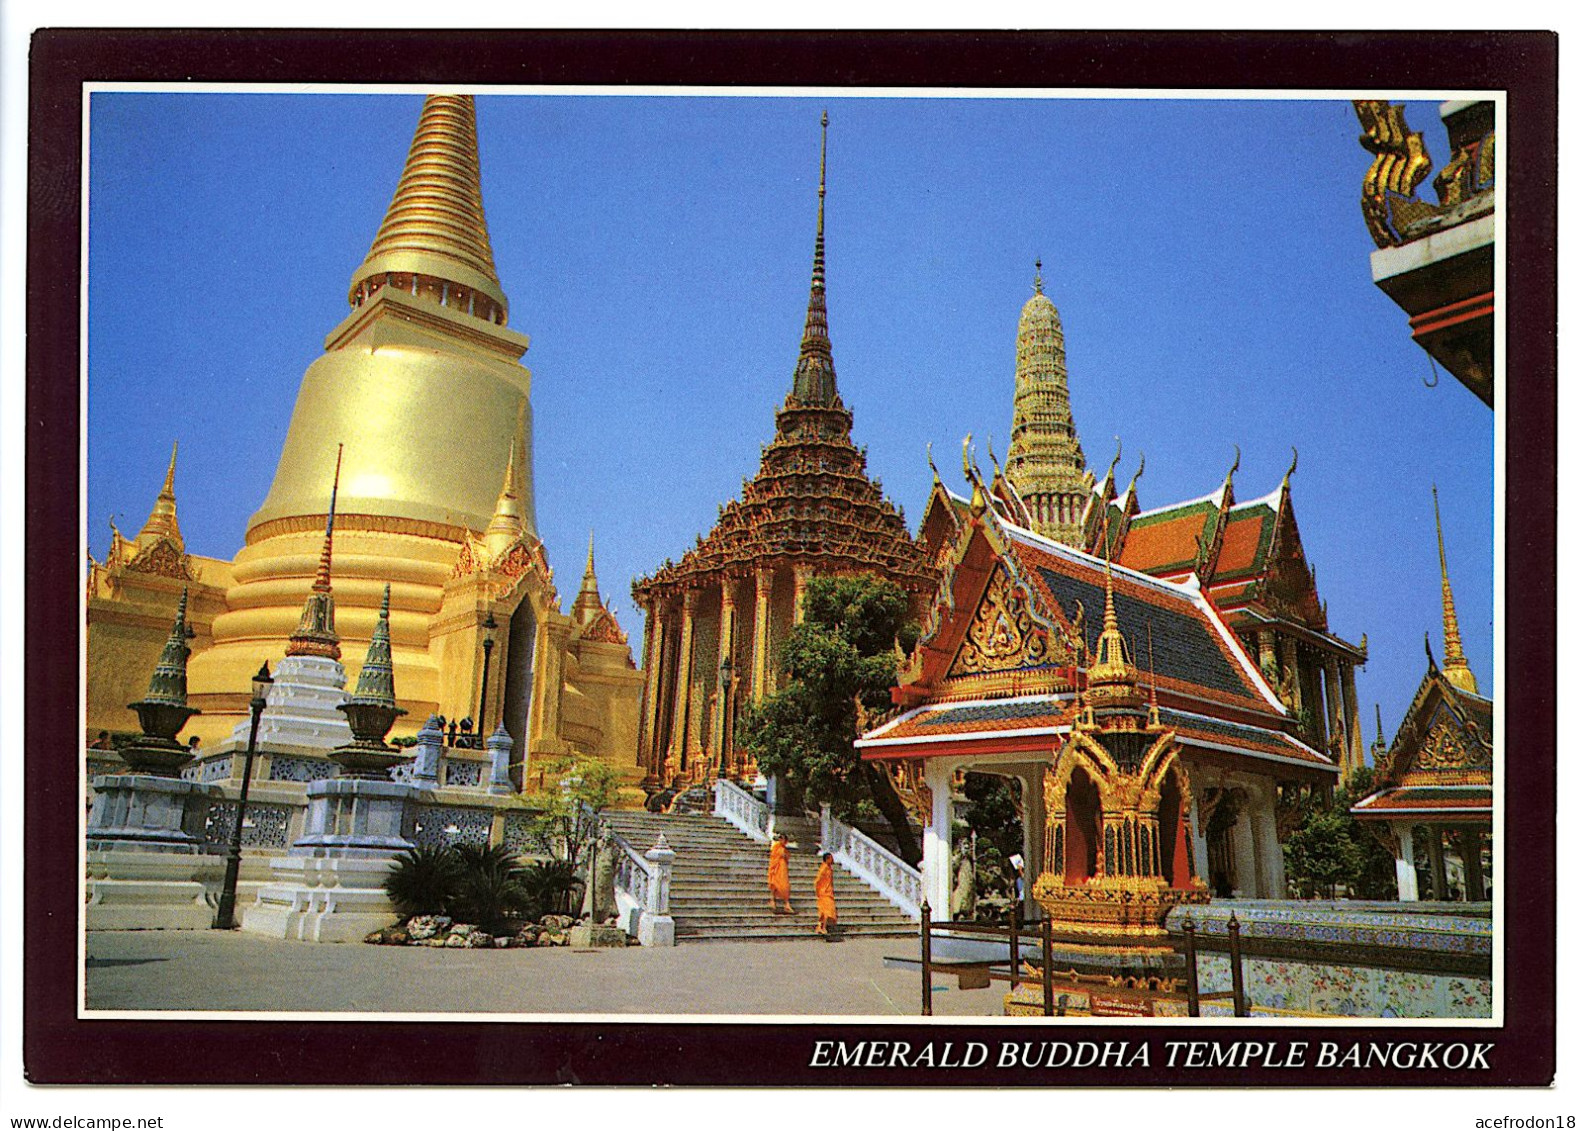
{"left": 85, "top": 930, "right": 1004, "bottom": 1016}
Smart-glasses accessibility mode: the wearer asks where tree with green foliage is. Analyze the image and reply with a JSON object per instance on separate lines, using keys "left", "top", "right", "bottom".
{"left": 520, "top": 753, "right": 622, "bottom": 872}
{"left": 1283, "top": 766, "right": 1397, "bottom": 899}
{"left": 737, "top": 575, "right": 923, "bottom": 865}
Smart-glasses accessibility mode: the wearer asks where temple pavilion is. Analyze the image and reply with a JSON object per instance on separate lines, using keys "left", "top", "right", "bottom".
{"left": 1351, "top": 488, "right": 1492, "bottom": 901}
{"left": 859, "top": 479, "right": 1337, "bottom": 918}
{"left": 630, "top": 115, "right": 936, "bottom": 789}
{"left": 87, "top": 95, "right": 642, "bottom": 797}
{"left": 919, "top": 269, "right": 1368, "bottom": 779}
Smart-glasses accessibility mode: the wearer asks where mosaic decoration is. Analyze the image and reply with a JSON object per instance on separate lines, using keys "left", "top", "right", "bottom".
{"left": 500, "top": 811, "right": 538, "bottom": 856}
{"left": 408, "top": 804, "right": 492, "bottom": 849}
{"left": 267, "top": 755, "right": 337, "bottom": 783}
{"left": 443, "top": 760, "right": 483, "bottom": 788}
{"left": 201, "top": 801, "right": 292, "bottom": 850}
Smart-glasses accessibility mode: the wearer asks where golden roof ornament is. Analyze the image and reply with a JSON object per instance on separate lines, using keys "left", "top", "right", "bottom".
{"left": 350, "top": 94, "right": 506, "bottom": 319}
{"left": 286, "top": 444, "right": 343, "bottom": 660}
{"left": 134, "top": 441, "right": 183, "bottom": 549}
{"left": 1432, "top": 484, "right": 1478, "bottom": 693}
{"left": 789, "top": 111, "right": 838, "bottom": 410}
{"left": 122, "top": 587, "right": 202, "bottom": 774}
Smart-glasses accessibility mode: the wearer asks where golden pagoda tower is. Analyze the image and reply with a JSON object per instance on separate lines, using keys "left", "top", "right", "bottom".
{"left": 1432, "top": 485, "right": 1479, "bottom": 694}
{"left": 1001, "top": 260, "right": 1096, "bottom": 546}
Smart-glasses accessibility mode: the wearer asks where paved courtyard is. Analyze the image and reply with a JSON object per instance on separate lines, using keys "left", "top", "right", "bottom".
{"left": 84, "top": 930, "right": 1004, "bottom": 1016}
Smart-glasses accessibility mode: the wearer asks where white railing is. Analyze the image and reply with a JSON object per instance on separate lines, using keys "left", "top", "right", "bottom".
{"left": 610, "top": 832, "right": 652, "bottom": 918}
{"left": 820, "top": 805, "right": 922, "bottom": 919}
{"left": 606, "top": 825, "right": 676, "bottom": 946}
{"left": 713, "top": 777, "right": 771, "bottom": 843}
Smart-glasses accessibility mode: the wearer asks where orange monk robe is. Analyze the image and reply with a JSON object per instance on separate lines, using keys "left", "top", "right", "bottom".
{"left": 815, "top": 860, "right": 837, "bottom": 922}
{"left": 767, "top": 841, "right": 791, "bottom": 901}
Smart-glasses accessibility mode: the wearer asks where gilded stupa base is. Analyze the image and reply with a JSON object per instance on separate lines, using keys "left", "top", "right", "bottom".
{"left": 1033, "top": 873, "right": 1210, "bottom": 942}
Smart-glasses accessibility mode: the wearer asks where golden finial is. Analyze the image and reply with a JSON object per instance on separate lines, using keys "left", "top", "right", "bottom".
{"left": 1432, "top": 484, "right": 1478, "bottom": 693}
{"left": 1222, "top": 444, "right": 1241, "bottom": 497}
{"left": 1282, "top": 446, "right": 1299, "bottom": 490}
{"left": 350, "top": 95, "right": 506, "bottom": 318}
{"left": 134, "top": 440, "right": 184, "bottom": 548}
{"left": 1146, "top": 618, "right": 1161, "bottom": 727}
{"left": 586, "top": 529, "right": 596, "bottom": 575}
{"left": 313, "top": 443, "right": 344, "bottom": 594}
{"left": 1033, "top": 257, "right": 1044, "bottom": 295}
{"left": 1127, "top": 452, "right": 1145, "bottom": 494}
{"left": 1103, "top": 437, "right": 1123, "bottom": 485}
{"left": 926, "top": 442, "right": 941, "bottom": 484}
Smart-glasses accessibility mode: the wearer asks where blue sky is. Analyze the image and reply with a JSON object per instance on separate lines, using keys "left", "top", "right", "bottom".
{"left": 86, "top": 91, "right": 1494, "bottom": 741}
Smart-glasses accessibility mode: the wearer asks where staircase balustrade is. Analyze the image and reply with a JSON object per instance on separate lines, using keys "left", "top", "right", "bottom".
{"left": 820, "top": 804, "right": 922, "bottom": 919}
{"left": 713, "top": 777, "right": 771, "bottom": 843}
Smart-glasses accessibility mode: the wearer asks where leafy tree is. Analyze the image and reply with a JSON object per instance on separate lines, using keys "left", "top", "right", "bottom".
{"left": 737, "top": 576, "right": 923, "bottom": 864}
{"left": 1283, "top": 767, "right": 1397, "bottom": 899}
{"left": 520, "top": 754, "right": 621, "bottom": 872}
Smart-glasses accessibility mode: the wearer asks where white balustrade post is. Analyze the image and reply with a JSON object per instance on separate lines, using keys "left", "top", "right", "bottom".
{"left": 412, "top": 714, "right": 443, "bottom": 787}
{"left": 485, "top": 722, "right": 514, "bottom": 795}
{"left": 638, "top": 834, "right": 676, "bottom": 946}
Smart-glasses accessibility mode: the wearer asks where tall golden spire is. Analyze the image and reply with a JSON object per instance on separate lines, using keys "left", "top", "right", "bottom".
{"left": 1004, "top": 256, "right": 1090, "bottom": 547}
{"left": 1084, "top": 556, "right": 1143, "bottom": 712}
{"left": 573, "top": 530, "right": 604, "bottom": 622}
{"left": 482, "top": 408, "right": 531, "bottom": 559}
{"left": 1432, "top": 485, "right": 1478, "bottom": 693}
{"left": 287, "top": 445, "right": 343, "bottom": 660}
{"left": 789, "top": 111, "right": 838, "bottom": 409}
{"left": 134, "top": 441, "right": 183, "bottom": 548}
{"left": 349, "top": 94, "right": 507, "bottom": 321}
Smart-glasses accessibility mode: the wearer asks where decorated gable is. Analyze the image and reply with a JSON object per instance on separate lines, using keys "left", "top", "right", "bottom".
{"left": 946, "top": 561, "right": 1074, "bottom": 678}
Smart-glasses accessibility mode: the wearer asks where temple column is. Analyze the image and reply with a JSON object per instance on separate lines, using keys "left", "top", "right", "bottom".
{"left": 713, "top": 584, "right": 738, "bottom": 774}
{"left": 1188, "top": 775, "right": 1211, "bottom": 882}
{"left": 669, "top": 590, "right": 700, "bottom": 772}
{"left": 1393, "top": 823, "right": 1420, "bottom": 901}
{"left": 1280, "top": 635, "right": 1301, "bottom": 713}
{"left": 921, "top": 758, "right": 955, "bottom": 917}
{"left": 1324, "top": 658, "right": 1346, "bottom": 761}
{"left": 638, "top": 601, "right": 665, "bottom": 785}
{"left": 1231, "top": 794, "right": 1258, "bottom": 898}
{"left": 1252, "top": 781, "right": 1285, "bottom": 898}
{"left": 1341, "top": 664, "right": 1365, "bottom": 771}
{"left": 1256, "top": 628, "right": 1278, "bottom": 685}
{"left": 1018, "top": 764, "right": 1046, "bottom": 919}
{"left": 751, "top": 567, "right": 774, "bottom": 703}
{"left": 792, "top": 564, "right": 814, "bottom": 625}
{"left": 1459, "top": 829, "right": 1485, "bottom": 901}
{"left": 1428, "top": 826, "right": 1447, "bottom": 900}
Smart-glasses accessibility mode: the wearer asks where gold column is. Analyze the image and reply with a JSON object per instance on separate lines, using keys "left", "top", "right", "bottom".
{"left": 670, "top": 589, "right": 700, "bottom": 770}
{"left": 1341, "top": 663, "right": 1365, "bottom": 772}
{"left": 792, "top": 564, "right": 814, "bottom": 624}
{"left": 715, "top": 583, "right": 738, "bottom": 771}
{"left": 751, "top": 567, "right": 774, "bottom": 703}
{"left": 1324, "top": 658, "right": 1346, "bottom": 766}
{"left": 638, "top": 600, "right": 665, "bottom": 785}
{"left": 1257, "top": 628, "right": 1278, "bottom": 683}
{"left": 1279, "top": 635, "right": 1301, "bottom": 712}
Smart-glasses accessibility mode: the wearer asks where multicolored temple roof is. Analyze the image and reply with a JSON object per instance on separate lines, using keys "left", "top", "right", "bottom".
{"left": 865, "top": 507, "right": 1331, "bottom": 777}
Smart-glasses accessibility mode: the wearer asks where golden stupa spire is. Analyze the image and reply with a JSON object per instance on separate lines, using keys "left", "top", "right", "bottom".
{"left": 482, "top": 410, "right": 530, "bottom": 559}
{"left": 349, "top": 94, "right": 508, "bottom": 321}
{"left": 789, "top": 111, "right": 838, "bottom": 409}
{"left": 287, "top": 445, "right": 343, "bottom": 660}
{"left": 134, "top": 441, "right": 184, "bottom": 548}
{"left": 573, "top": 530, "right": 604, "bottom": 622}
{"left": 1432, "top": 484, "right": 1478, "bottom": 693}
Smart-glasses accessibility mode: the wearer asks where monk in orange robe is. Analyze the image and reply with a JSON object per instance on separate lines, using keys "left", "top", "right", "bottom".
{"left": 767, "top": 833, "right": 793, "bottom": 913}
{"left": 815, "top": 852, "right": 838, "bottom": 936}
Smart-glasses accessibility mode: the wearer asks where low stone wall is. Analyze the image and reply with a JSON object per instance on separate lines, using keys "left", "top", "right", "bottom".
{"left": 1167, "top": 899, "right": 1492, "bottom": 1019}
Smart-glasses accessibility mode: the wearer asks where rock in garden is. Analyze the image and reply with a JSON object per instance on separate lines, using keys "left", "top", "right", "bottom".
{"left": 444, "top": 934, "right": 468, "bottom": 948}
{"left": 421, "top": 937, "right": 447, "bottom": 948}
{"left": 540, "top": 914, "right": 574, "bottom": 930}
{"left": 448, "top": 922, "right": 477, "bottom": 938}
{"left": 494, "top": 937, "right": 511, "bottom": 948}
{"left": 465, "top": 930, "right": 493, "bottom": 948}
{"left": 407, "top": 915, "right": 451, "bottom": 940}
{"left": 535, "top": 933, "right": 558, "bottom": 947}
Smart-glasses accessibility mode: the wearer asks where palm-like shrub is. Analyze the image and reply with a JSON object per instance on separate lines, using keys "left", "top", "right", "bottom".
{"left": 523, "top": 858, "right": 579, "bottom": 918}
{"left": 451, "top": 843, "right": 533, "bottom": 932}
{"left": 384, "top": 845, "right": 464, "bottom": 919}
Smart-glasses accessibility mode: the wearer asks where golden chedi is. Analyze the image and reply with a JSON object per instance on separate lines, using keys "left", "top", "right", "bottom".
{"left": 113, "top": 94, "right": 647, "bottom": 792}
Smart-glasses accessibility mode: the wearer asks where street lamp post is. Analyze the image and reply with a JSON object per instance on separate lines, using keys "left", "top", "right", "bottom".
{"left": 213, "top": 662, "right": 273, "bottom": 930}
{"left": 476, "top": 611, "right": 497, "bottom": 746}
{"left": 718, "top": 655, "right": 734, "bottom": 781}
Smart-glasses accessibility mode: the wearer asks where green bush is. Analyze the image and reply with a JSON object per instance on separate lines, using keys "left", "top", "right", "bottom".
{"left": 523, "top": 858, "right": 580, "bottom": 918}
{"left": 384, "top": 845, "right": 464, "bottom": 920}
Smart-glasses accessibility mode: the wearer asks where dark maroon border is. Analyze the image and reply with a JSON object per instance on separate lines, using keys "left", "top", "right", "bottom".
{"left": 26, "top": 29, "right": 1557, "bottom": 1087}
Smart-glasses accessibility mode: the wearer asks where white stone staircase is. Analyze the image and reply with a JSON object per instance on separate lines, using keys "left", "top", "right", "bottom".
{"left": 602, "top": 810, "right": 916, "bottom": 942}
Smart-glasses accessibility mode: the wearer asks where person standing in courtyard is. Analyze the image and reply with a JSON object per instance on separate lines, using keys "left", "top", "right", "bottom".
{"left": 815, "top": 852, "right": 838, "bottom": 937}
{"left": 767, "top": 833, "right": 793, "bottom": 913}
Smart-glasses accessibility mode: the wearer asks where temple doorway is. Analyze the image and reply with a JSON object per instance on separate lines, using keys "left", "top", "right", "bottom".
{"left": 501, "top": 597, "right": 539, "bottom": 788}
